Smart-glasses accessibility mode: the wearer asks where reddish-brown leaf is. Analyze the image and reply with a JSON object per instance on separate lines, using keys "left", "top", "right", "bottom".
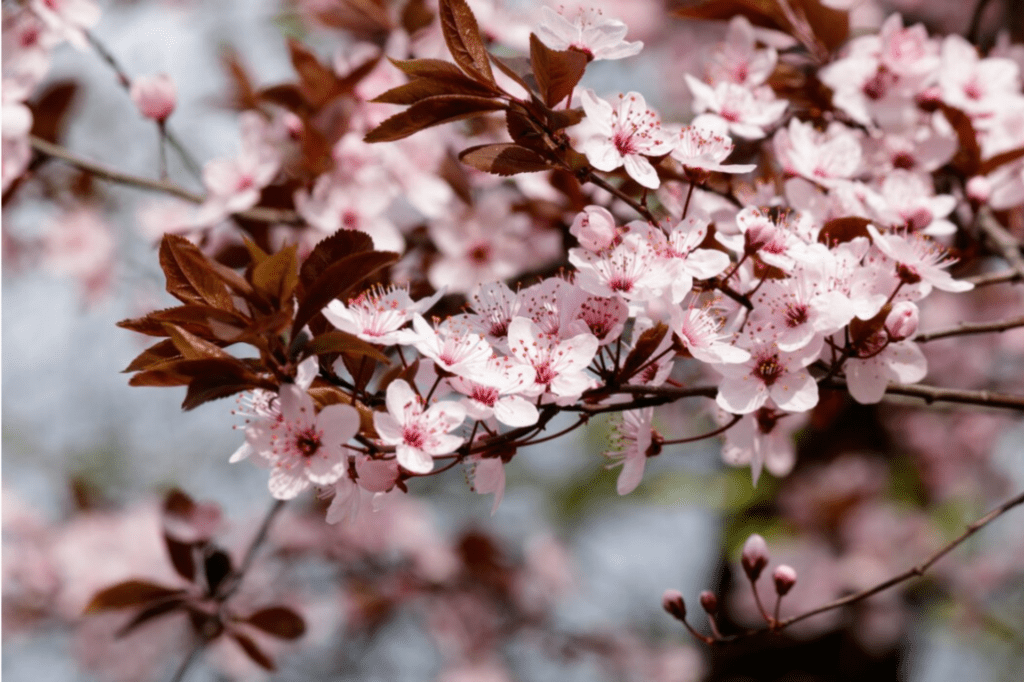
{"left": 159, "top": 235, "right": 234, "bottom": 310}
{"left": 122, "top": 339, "right": 181, "bottom": 373}
{"left": 939, "top": 104, "right": 981, "bottom": 176}
{"left": 401, "top": 0, "right": 435, "bottom": 35}
{"left": 29, "top": 81, "right": 78, "bottom": 144}
{"left": 219, "top": 47, "right": 259, "bottom": 111}
{"left": 364, "top": 95, "right": 507, "bottom": 143}
{"left": 372, "top": 73, "right": 497, "bottom": 104}
{"left": 84, "top": 581, "right": 186, "bottom": 614}
{"left": 505, "top": 105, "right": 548, "bottom": 152}
{"left": 301, "top": 331, "right": 390, "bottom": 364}
{"left": 795, "top": 0, "right": 849, "bottom": 52}
{"left": 164, "top": 534, "right": 197, "bottom": 583}
{"left": 165, "top": 324, "right": 232, "bottom": 361}
{"left": 459, "top": 143, "right": 553, "bottom": 175}
{"left": 489, "top": 54, "right": 534, "bottom": 93}
{"left": 243, "top": 606, "right": 307, "bottom": 640}
{"left": 251, "top": 244, "right": 299, "bottom": 305}
{"left": 818, "top": 216, "right": 871, "bottom": 245}
{"left": 287, "top": 39, "right": 343, "bottom": 107}
{"left": 548, "top": 107, "right": 585, "bottom": 130}
{"left": 530, "top": 34, "right": 588, "bottom": 108}
{"left": 617, "top": 323, "right": 668, "bottom": 384}
{"left": 231, "top": 632, "right": 276, "bottom": 670}
{"left": 439, "top": 0, "right": 495, "bottom": 86}
{"left": 299, "top": 229, "right": 375, "bottom": 288}
{"left": 292, "top": 250, "right": 399, "bottom": 334}
{"left": 115, "top": 598, "right": 186, "bottom": 638}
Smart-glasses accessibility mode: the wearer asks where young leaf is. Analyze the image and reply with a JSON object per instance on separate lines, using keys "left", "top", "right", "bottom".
{"left": 617, "top": 323, "right": 669, "bottom": 384}
{"left": 231, "top": 632, "right": 276, "bottom": 671}
{"left": 292, "top": 250, "right": 398, "bottom": 334}
{"left": 439, "top": 0, "right": 495, "bottom": 86}
{"left": 939, "top": 104, "right": 981, "bottom": 175}
{"left": 122, "top": 339, "right": 182, "bottom": 373}
{"left": 529, "top": 34, "right": 588, "bottom": 108}
{"left": 364, "top": 95, "right": 507, "bottom": 143}
{"left": 159, "top": 235, "right": 235, "bottom": 310}
{"left": 204, "top": 549, "right": 233, "bottom": 595}
{"left": 459, "top": 143, "right": 553, "bottom": 175}
{"left": 243, "top": 606, "right": 307, "bottom": 640}
{"left": 164, "top": 324, "right": 232, "bottom": 361}
{"left": 300, "top": 330, "right": 390, "bottom": 364}
{"left": 115, "top": 598, "right": 186, "bottom": 638}
{"left": 299, "top": 229, "right": 375, "bottom": 288}
{"left": 164, "top": 534, "right": 198, "bottom": 582}
{"left": 84, "top": 581, "right": 186, "bottom": 614}
{"left": 251, "top": 244, "right": 299, "bottom": 305}
{"left": 401, "top": 0, "right": 435, "bottom": 35}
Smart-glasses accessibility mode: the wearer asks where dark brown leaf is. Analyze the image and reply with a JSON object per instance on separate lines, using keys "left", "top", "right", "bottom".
{"left": 159, "top": 235, "right": 235, "bottom": 310}
{"left": 29, "top": 81, "right": 78, "bottom": 144}
{"left": 364, "top": 95, "right": 507, "bottom": 143}
{"left": 116, "top": 598, "right": 186, "bottom": 638}
{"left": 219, "top": 47, "right": 259, "bottom": 111}
{"left": 243, "top": 606, "right": 307, "bottom": 640}
{"left": 371, "top": 72, "right": 497, "bottom": 104}
{"left": 439, "top": 0, "right": 495, "bottom": 86}
{"left": 505, "top": 105, "right": 549, "bottom": 152}
{"left": 84, "top": 580, "right": 186, "bottom": 614}
{"left": 548, "top": 107, "right": 585, "bottom": 130}
{"left": 122, "top": 339, "right": 181, "bottom": 373}
{"left": 292, "top": 250, "right": 399, "bottom": 334}
{"left": 618, "top": 323, "right": 669, "bottom": 384}
{"left": 402, "top": 0, "right": 435, "bottom": 34}
{"left": 165, "top": 324, "right": 232, "bottom": 361}
{"left": 459, "top": 143, "right": 553, "bottom": 175}
{"left": 489, "top": 54, "right": 534, "bottom": 93}
{"left": 204, "top": 549, "right": 233, "bottom": 595}
{"left": 301, "top": 331, "right": 390, "bottom": 364}
{"left": 231, "top": 632, "right": 276, "bottom": 671}
{"left": 299, "top": 229, "right": 376, "bottom": 288}
{"left": 795, "top": 0, "right": 849, "bottom": 52}
{"left": 818, "top": 216, "right": 872, "bottom": 245}
{"left": 287, "top": 38, "right": 344, "bottom": 108}
{"left": 251, "top": 244, "right": 299, "bottom": 305}
{"left": 530, "top": 34, "right": 588, "bottom": 108}
{"left": 939, "top": 104, "right": 981, "bottom": 175}
{"left": 164, "top": 534, "right": 197, "bottom": 582}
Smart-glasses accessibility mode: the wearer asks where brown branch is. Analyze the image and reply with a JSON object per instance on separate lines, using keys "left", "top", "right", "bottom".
{"left": 583, "top": 171, "right": 658, "bottom": 223}
{"left": 819, "top": 378, "right": 1024, "bottom": 411}
{"left": 30, "top": 136, "right": 301, "bottom": 225}
{"left": 966, "top": 269, "right": 1024, "bottom": 287}
{"left": 776, "top": 489, "right": 1024, "bottom": 629}
{"left": 966, "top": 0, "right": 997, "bottom": 43}
{"left": 915, "top": 315, "right": 1024, "bottom": 343}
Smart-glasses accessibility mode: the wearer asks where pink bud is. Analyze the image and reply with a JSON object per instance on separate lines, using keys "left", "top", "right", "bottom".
{"left": 741, "top": 533, "right": 770, "bottom": 582}
{"left": 699, "top": 590, "right": 718, "bottom": 614}
{"left": 570, "top": 205, "right": 618, "bottom": 252}
{"left": 662, "top": 589, "right": 687, "bottom": 621}
{"left": 773, "top": 564, "right": 797, "bottom": 596}
{"left": 130, "top": 74, "right": 177, "bottom": 122}
{"left": 966, "top": 176, "right": 991, "bottom": 204}
{"left": 884, "top": 302, "right": 919, "bottom": 341}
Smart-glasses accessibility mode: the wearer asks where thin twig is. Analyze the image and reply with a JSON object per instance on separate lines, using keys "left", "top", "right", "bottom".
{"left": 168, "top": 637, "right": 206, "bottom": 682}
{"left": 584, "top": 171, "right": 658, "bottom": 223}
{"left": 85, "top": 30, "right": 203, "bottom": 178}
{"left": 30, "top": 136, "right": 301, "bottom": 225}
{"left": 660, "top": 414, "right": 742, "bottom": 446}
{"left": 966, "top": 0, "right": 997, "bottom": 43}
{"left": 776, "top": 489, "right": 1024, "bottom": 629}
{"left": 967, "top": 269, "right": 1024, "bottom": 287}
{"left": 217, "top": 499, "right": 286, "bottom": 601}
{"left": 915, "top": 315, "right": 1024, "bottom": 343}
{"left": 975, "top": 207, "right": 1024, "bottom": 282}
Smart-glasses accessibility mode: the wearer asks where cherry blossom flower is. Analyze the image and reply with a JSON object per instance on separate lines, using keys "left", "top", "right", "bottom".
{"left": 685, "top": 77, "right": 787, "bottom": 140}
{"left": 467, "top": 455, "right": 506, "bottom": 515}
{"left": 605, "top": 408, "right": 659, "bottom": 495}
{"left": 535, "top": 6, "right": 642, "bottom": 61}
{"left": 569, "top": 221, "right": 672, "bottom": 304}
{"left": 670, "top": 123, "right": 756, "bottom": 183}
{"left": 939, "top": 34, "right": 1021, "bottom": 117}
{"left": 322, "top": 285, "right": 442, "bottom": 346}
{"left": 373, "top": 380, "right": 466, "bottom": 474}
{"left": 507, "top": 316, "right": 598, "bottom": 403}
{"left": 845, "top": 333, "right": 927, "bottom": 404}
{"left": 29, "top": 0, "right": 99, "bottom": 50}
{"left": 247, "top": 384, "right": 361, "bottom": 500}
{"left": 774, "top": 118, "right": 863, "bottom": 187}
{"left": 570, "top": 204, "right": 619, "bottom": 252}
{"left": 577, "top": 89, "right": 674, "bottom": 189}
{"left": 671, "top": 302, "right": 750, "bottom": 364}
{"left": 448, "top": 356, "right": 539, "bottom": 427}
{"left": 408, "top": 314, "right": 494, "bottom": 378}
{"left": 720, "top": 407, "right": 805, "bottom": 485}
{"left": 706, "top": 16, "right": 777, "bottom": 88}
{"left": 866, "top": 225, "right": 973, "bottom": 293}
{"left": 713, "top": 337, "right": 822, "bottom": 415}
{"left": 718, "top": 206, "right": 809, "bottom": 272}
{"left": 556, "top": 286, "right": 628, "bottom": 346}
{"left": 660, "top": 216, "right": 731, "bottom": 302}
{"left": 195, "top": 113, "right": 281, "bottom": 225}
{"left": 294, "top": 171, "right": 403, "bottom": 252}
{"left": 865, "top": 170, "right": 956, "bottom": 236}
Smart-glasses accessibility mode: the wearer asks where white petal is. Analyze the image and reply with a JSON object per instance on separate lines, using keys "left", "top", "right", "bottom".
{"left": 716, "top": 377, "right": 768, "bottom": 414}
{"left": 768, "top": 371, "right": 819, "bottom": 412}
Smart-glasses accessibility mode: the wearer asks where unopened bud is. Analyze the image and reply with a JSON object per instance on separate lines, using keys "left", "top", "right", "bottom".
{"left": 741, "top": 533, "right": 770, "bottom": 582}
{"left": 884, "top": 301, "right": 919, "bottom": 341}
{"left": 662, "top": 589, "right": 687, "bottom": 621}
{"left": 130, "top": 74, "right": 177, "bottom": 122}
{"left": 915, "top": 86, "right": 942, "bottom": 110}
{"left": 966, "top": 176, "right": 991, "bottom": 204}
{"left": 773, "top": 564, "right": 797, "bottom": 596}
{"left": 699, "top": 590, "right": 718, "bottom": 614}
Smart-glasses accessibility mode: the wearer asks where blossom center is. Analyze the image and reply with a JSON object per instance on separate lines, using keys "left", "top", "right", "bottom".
{"left": 754, "top": 354, "right": 784, "bottom": 386}
{"left": 403, "top": 425, "right": 426, "bottom": 449}
{"left": 295, "top": 429, "right": 322, "bottom": 458}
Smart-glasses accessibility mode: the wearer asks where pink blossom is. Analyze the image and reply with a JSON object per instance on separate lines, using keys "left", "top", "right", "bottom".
{"left": 467, "top": 455, "right": 506, "bottom": 515}
{"left": 569, "top": 221, "right": 672, "bottom": 303}
{"left": 866, "top": 225, "right": 973, "bottom": 293}
{"left": 507, "top": 316, "right": 598, "bottom": 403}
{"left": 448, "top": 356, "right": 539, "bottom": 427}
{"left": 129, "top": 73, "right": 176, "bottom": 121}
{"left": 670, "top": 123, "right": 757, "bottom": 181}
{"left": 774, "top": 119, "right": 863, "bottom": 187}
{"left": 844, "top": 334, "right": 927, "bottom": 404}
{"left": 577, "top": 89, "right": 674, "bottom": 189}
{"left": 373, "top": 379, "right": 466, "bottom": 474}
{"left": 322, "top": 285, "right": 442, "bottom": 346}
{"left": 713, "top": 337, "right": 822, "bottom": 414}
{"left": 605, "top": 408, "right": 658, "bottom": 495}
{"left": 408, "top": 314, "right": 494, "bottom": 378}
{"left": 29, "top": 0, "right": 99, "bottom": 50}
{"left": 535, "top": 6, "right": 643, "bottom": 61}
{"left": 671, "top": 302, "right": 750, "bottom": 364}
{"left": 570, "top": 204, "right": 619, "bottom": 251}
{"left": 720, "top": 407, "right": 805, "bottom": 485}
{"left": 706, "top": 16, "right": 777, "bottom": 88}
{"left": 685, "top": 77, "right": 787, "bottom": 140}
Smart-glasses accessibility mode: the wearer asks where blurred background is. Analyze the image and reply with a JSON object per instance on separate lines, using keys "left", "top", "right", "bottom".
{"left": 3, "top": 1, "right": 1024, "bottom": 680}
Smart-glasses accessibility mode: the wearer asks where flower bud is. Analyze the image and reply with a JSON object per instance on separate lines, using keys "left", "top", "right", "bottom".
{"left": 570, "top": 205, "right": 618, "bottom": 252}
{"left": 699, "top": 590, "right": 718, "bottom": 614}
{"left": 741, "top": 533, "right": 770, "bottom": 582}
{"left": 772, "top": 564, "right": 797, "bottom": 596}
{"left": 662, "top": 589, "right": 687, "bottom": 621}
{"left": 130, "top": 74, "right": 177, "bottom": 122}
{"left": 966, "top": 176, "right": 991, "bottom": 204}
{"left": 884, "top": 301, "right": 919, "bottom": 341}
